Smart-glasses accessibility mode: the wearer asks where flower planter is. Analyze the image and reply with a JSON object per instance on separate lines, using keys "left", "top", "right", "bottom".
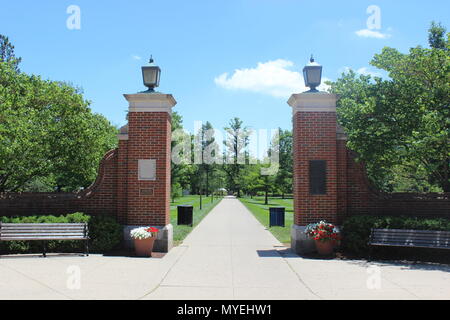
{"left": 315, "top": 240, "right": 335, "bottom": 255}
{"left": 134, "top": 237, "right": 156, "bottom": 257}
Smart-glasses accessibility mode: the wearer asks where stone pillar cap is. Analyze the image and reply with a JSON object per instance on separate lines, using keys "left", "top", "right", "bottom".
{"left": 124, "top": 92, "right": 177, "bottom": 112}
{"left": 288, "top": 92, "right": 338, "bottom": 112}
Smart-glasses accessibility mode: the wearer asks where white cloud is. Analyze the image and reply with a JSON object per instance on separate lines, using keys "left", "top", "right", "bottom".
{"left": 339, "top": 66, "right": 382, "bottom": 78}
{"left": 355, "top": 29, "right": 391, "bottom": 39}
{"left": 131, "top": 55, "right": 142, "bottom": 60}
{"left": 214, "top": 59, "right": 330, "bottom": 98}
{"left": 356, "top": 67, "right": 381, "bottom": 77}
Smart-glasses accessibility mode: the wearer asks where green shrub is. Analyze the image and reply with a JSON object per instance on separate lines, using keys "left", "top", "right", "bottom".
{"left": 88, "top": 215, "right": 123, "bottom": 252}
{"left": 342, "top": 215, "right": 450, "bottom": 257}
{"left": 0, "top": 213, "right": 122, "bottom": 254}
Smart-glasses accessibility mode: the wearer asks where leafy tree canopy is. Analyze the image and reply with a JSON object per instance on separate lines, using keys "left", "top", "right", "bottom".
{"left": 0, "top": 57, "right": 117, "bottom": 192}
{"left": 328, "top": 22, "right": 449, "bottom": 192}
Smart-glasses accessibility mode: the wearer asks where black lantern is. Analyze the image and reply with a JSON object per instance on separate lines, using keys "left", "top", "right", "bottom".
{"left": 141, "top": 56, "right": 161, "bottom": 91}
{"left": 303, "top": 55, "right": 322, "bottom": 92}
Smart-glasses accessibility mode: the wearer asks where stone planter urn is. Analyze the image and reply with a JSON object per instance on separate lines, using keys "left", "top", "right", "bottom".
{"left": 134, "top": 237, "right": 156, "bottom": 257}
{"left": 315, "top": 240, "right": 335, "bottom": 255}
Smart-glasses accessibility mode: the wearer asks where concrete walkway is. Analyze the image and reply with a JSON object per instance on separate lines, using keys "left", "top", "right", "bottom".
{"left": 0, "top": 197, "right": 449, "bottom": 300}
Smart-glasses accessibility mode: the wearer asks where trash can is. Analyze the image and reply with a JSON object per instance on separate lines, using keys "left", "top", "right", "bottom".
{"left": 269, "top": 207, "right": 285, "bottom": 227}
{"left": 177, "top": 205, "right": 193, "bottom": 226}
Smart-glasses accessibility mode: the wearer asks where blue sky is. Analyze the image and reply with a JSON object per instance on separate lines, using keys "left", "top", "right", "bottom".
{"left": 1, "top": 0, "right": 448, "bottom": 133}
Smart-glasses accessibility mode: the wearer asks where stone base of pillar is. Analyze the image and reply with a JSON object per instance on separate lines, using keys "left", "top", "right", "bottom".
{"left": 291, "top": 225, "right": 316, "bottom": 255}
{"left": 123, "top": 224, "right": 173, "bottom": 253}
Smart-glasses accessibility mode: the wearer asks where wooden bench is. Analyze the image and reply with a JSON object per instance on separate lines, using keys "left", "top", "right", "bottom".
{"left": 0, "top": 223, "right": 89, "bottom": 257}
{"left": 368, "top": 228, "right": 450, "bottom": 260}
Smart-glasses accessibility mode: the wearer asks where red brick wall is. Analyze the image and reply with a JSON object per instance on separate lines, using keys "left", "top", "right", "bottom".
{"left": 293, "top": 111, "right": 338, "bottom": 225}
{"left": 117, "top": 139, "right": 128, "bottom": 224}
{"left": 293, "top": 110, "right": 450, "bottom": 226}
{"left": 125, "top": 112, "right": 171, "bottom": 226}
{"left": 0, "top": 149, "right": 118, "bottom": 217}
{"left": 345, "top": 149, "right": 450, "bottom": 219}
{"left": 0, "top": 111, "right": 173, "bottom": 227}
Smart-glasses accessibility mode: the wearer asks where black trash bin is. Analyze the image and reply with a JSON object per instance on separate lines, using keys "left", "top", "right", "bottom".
{"left": 269, "top": 207, "right": 285, "bottom": 227}
{"left": 177, "top": 205, "right": 193, "bottom": 226}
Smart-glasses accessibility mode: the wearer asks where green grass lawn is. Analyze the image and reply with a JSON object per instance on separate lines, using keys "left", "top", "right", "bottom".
{"left": 170, "top": 195, "right": 223, "bottom": 245}
{"left": 239, "top": 196, "right": 293, "bottom": 244}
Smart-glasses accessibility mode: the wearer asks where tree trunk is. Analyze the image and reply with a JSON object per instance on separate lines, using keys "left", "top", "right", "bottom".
{"left": 206, "top": 170, "right": 209, "bottom": 197}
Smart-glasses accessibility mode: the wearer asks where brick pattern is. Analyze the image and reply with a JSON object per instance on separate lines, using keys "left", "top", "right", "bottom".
{"left": 0, "top": 111, "right": 173, "bottom": 227}
{"left": 293, "top": 111, "right": 338, "bottom": 225}
{"left": 345, "top": 150, "right": 450, "bottom": 219}
{"left": 293, "top": 111, "right": 450, "bottom": 226}
{"left": 125, "top": 112, "right": 171, "bottom": 226}
{"left": 117, "top": 139, "right": 128, "bottom": 224}
{"left": 0, "top": 149, "right": 119, "bottom": 216}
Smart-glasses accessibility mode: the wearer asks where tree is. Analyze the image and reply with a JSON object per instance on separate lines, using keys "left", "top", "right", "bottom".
{"left": 0, "top": 35, "right": 21, "bottom": 72}
{"left": 274, "top": 129, "right": 293, "bottom": 198}
{"left": 223, "top": 117, "right": 250, "bottom": 197}
{"left": 0, "top": 62, "right": 117, "bottom": 192}
{"left": 171, "top": 111, "right": 192, "bottom": 196}
{"left": 195, "top": 121, "right": 220, "bottom": 196}
{"left": 428, "top": 21, "right": 447, "bottom": 49}
{"left": 328, "top": 22, "right": 449, "bottom": 192}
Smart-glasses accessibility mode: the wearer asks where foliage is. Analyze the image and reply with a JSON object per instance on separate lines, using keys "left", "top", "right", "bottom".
{"left": 274, "top": 129, "right": 293, "bottom": 198}
{"left": 0, "top": 61, "right": 118, "bottom": 192}
{"left": 328, "top": 22, "right": 450, "bottom": 192}
{"left": 88, "top": 215, "right": 123, "bottom": 252}
{"left": 341, "top": 215, "right": 450, "bottom": 256}
{"left": 222, "top": 117, "right": 251, "bottom": 197}
{"left": 0, "top": 35, "right": 21, "bottom": 72}
{"left": 0, "top": 213, "right": 122, "bottom": 254}
{"left": 171, "top": 182, "right": 183, "bottom": 202}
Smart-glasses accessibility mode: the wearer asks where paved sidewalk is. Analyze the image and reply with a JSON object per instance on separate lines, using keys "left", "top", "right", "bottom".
{"left": 0, "top": 197, "right": 449, "bottom": 299}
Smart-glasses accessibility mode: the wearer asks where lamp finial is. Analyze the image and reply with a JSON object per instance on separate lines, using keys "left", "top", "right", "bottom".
{"left": 310, "top": 54, "right": 314, "bottom": 63}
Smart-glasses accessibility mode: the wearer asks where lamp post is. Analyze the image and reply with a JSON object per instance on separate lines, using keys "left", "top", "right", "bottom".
{"left": 141, "top": 56, "right": 161, "bottom": 92}
{"left": 302, "top": 55, "right": 323, "bottom": 92}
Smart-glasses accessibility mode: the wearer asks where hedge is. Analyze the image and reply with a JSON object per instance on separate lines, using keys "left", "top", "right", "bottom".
{"left": 0, "top": 213, "right": 122, "bottom": 254}
{"left": 341, "top": 215, "right": 450, "bottom": 257}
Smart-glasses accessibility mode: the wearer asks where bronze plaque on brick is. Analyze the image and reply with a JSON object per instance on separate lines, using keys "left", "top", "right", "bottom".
{"left": 309, "top": 160, "right": 327, "bottom": 195}
{"left": 140, "top": 188, "right": 154, "bottom": 196}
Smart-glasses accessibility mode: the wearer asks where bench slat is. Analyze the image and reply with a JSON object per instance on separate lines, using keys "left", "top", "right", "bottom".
{"left": 1, "top": 223, "right": 86, "bottom": 227}
{"left": 372, "top": 229, "right": 450, "bottom": 235}
{"left": 1, "top": 228, "right": 86, "bottom": 232}
{"left": 1, "top": 232, "right": 85, "bottom": 236}
{"left": 371, "top": 242, "right": 450, "bottom": 249}
{"left": 0, "top": 237, "right": 87, "bottom": 241}
{"left": 372, "top": 235, "right": 450, "bottom": 241}
{"left": 0, "top": 223, "right": 88, "bottom": 241}
{"left": 0, "top": 223, "right": 89, "bottom": 256}
{"left": 371, "top": 241, "right": 450, "bottom": 245}
{"left": 369, "top": 228, "right": 450, "bottom": 250}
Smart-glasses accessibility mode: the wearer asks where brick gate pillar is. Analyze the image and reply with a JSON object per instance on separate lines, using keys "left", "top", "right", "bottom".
{"left": 288, "top": 92, "right": 339, "bottom": 255}
{"left": 118, "top": 93, "right": 176, "bottom": 252}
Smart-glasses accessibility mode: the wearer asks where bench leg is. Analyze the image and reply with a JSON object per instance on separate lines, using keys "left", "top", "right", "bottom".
{"left": 42, "top": 241, "right": 47, "bottom": 258}
{"left": 85, "top": 239, "right": 89, "bottom": 257}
